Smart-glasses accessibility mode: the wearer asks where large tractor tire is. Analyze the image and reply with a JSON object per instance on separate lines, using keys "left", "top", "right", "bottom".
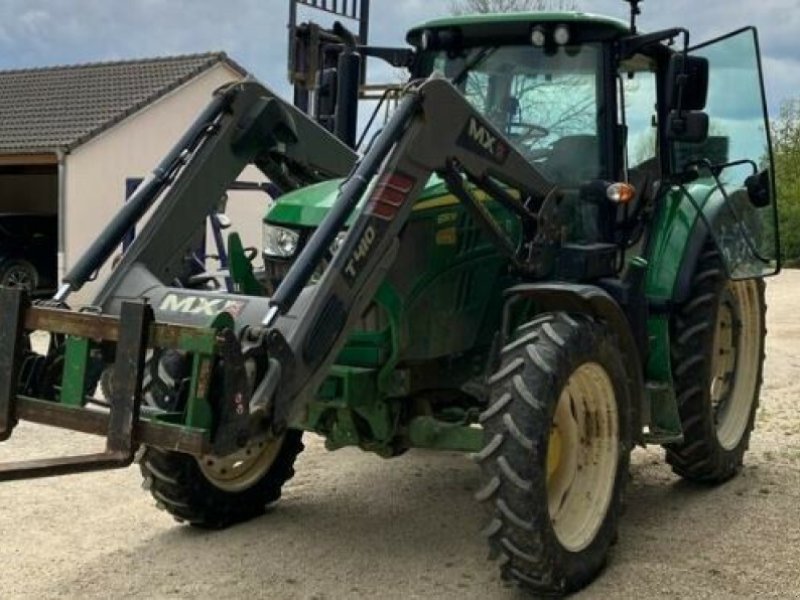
{"left": 476, "top": 313, "right": 632, "bottom": 596}
{"left": 140, "top": 431, "right": 304, "bottom": 529}
{"left": 665, "top": 241, "right": 766, "bottom": 483}
{"left": 101, "top": 349, "right": 188, "bottom": 410}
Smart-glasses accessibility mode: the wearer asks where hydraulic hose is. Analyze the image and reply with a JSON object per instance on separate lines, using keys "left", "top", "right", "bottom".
{"left": 58, "top": 92, "right": 232, "bottom": 298}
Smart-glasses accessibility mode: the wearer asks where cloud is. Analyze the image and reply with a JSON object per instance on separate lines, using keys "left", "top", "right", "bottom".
{"left": 19, "top": 8, "right": 50, "bottom": 33}
{"left": 761, "top": 55, "right": 800, "bottom": 111}
{"left": 0, "top": 0, "right": 794, "bottom": 114}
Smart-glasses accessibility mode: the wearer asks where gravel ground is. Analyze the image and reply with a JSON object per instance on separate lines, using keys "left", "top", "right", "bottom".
{"left": 1, "top": 272, "right": 799, "bottom": 599}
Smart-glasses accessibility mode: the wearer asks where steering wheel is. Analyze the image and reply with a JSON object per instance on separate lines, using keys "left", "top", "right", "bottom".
{"left": 524, "top": 147, "right": 553, "bottom": 161}
{"left": 508, "top": 122, "right": 550, "bottom": 144}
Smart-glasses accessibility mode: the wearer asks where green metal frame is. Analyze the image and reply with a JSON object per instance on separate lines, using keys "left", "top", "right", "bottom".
{"left": 274, "top": 174, "right": 520, "bottom": 455}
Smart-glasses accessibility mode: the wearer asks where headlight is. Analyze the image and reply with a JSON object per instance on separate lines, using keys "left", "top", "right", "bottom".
{"left": 263, "top": 224, "right": 300, "bottom": 258}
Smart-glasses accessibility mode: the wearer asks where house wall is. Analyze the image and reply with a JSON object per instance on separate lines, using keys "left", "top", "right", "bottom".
{"left": 64, "top": 64, "right": 271, "bottom": 304}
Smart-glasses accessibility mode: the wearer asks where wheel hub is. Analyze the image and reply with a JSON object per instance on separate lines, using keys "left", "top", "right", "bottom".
{"left": 711, "top": 280, "right": 761, "bottom": 450}
{"left": 198, "top": 435, "right": 285, "bottom": 493}
{"left": 546, "top": 362, "right": 619, "bottom": 553}
{"left": 711, "top": 287, "right": 740, "bottom": 410}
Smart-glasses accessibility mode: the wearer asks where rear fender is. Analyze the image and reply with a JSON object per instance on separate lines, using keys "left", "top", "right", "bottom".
{"left": 645, "top": 183, "right": 725, "bottom": 306}
{"left": 644, "top": 184, "right": 730, "bottom": 385}
{"left": 642, "top": 183, "right": 729, "bottom": 441}
{"left": 500, "top": 283, "right": 645, "bottom": 442}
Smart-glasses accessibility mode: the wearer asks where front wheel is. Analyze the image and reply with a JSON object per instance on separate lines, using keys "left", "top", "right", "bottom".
{"left": 476, "top": 313, "right": 632, "bottom": 596}
{"left": 140, "top": 430, "right": 304, "bottom": 528}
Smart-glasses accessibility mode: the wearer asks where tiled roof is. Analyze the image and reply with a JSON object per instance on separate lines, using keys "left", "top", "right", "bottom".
{"left": 0, "top": 52, "right": 246, "bottom": 153}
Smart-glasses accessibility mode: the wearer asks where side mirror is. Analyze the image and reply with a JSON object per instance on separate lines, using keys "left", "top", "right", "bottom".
{"left": 667, "top": 110, "right": 709, "bottom": 143}
{"left": 745, "top": 169, "right": 771, "bottom": 208}
{"left": 666, "top": 54, "right": 709, "bottom": 111}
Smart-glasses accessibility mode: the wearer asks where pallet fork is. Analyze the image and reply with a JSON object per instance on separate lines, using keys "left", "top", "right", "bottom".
{"left": 0, "top": 288, "right": 215, "bottom": 480}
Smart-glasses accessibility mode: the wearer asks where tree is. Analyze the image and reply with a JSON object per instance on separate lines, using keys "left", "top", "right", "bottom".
{"left": 450, "top": 0, "right": 578, "bottom": 14}
{"left": 772, "top": 99, "right": 800, "bottom": 265}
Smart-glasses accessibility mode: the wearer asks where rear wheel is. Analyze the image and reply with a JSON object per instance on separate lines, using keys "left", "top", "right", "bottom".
{"left": 476, "top": 313, "right": 631, "bottom": 596}
{"left": 665, "top": 242, "right": 766, "bottom": 482}
{"left": 140, "top": 431, "right": 303, "bottom": 528}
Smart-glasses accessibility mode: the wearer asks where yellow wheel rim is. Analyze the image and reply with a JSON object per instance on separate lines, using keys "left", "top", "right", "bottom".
{"left": 547, "top": 427, "right": 562, "bottom": 480}
{"left": 546, "top": 362, "right": 619, "bottom": 552}
{"left": 198, "top": 435, "right": 285, "bottom": 493}
{"left": 711, "top": 280, "right": 762, "bottom": 450}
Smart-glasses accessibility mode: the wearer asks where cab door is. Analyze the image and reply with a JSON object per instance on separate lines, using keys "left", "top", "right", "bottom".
{"left": 673, "top": 27, "right": 780, "bottom": 278}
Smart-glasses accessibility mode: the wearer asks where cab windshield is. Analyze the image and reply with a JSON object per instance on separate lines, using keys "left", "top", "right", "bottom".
{"left": 429, "top": 44, "right": 604, "bottom": 187}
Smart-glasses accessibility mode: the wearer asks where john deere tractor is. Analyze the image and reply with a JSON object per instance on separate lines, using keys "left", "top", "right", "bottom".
{"left": 0, "top": 1, "right": 779, "bottom": 596}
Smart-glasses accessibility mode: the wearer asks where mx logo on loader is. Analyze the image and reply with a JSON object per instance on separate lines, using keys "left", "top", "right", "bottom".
{"left": 458, "top": 116, "right": 510, "bottom": 165}
{"left": 159, "top": 293, "right": 247, "bottom": 317}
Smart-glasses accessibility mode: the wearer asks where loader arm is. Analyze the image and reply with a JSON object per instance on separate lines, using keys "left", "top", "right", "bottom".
{"left": 256, "top": 76, "right": 558, "bottom": 433}
{"left": 0, "top": 76, "right": 558, "bottom": 479}
{"left": 60, "top": 78, "right": 356, "bottom": 304}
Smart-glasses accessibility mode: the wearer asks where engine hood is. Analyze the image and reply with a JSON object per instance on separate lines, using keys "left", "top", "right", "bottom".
{"left": 264, "top": 175, "right": 450, "bottom": 228}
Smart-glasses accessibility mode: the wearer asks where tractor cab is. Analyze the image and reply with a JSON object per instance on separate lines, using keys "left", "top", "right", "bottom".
{"left": 403, "top": 11, "right": 779, "bottom": 280}
{"left": 408, "top": 14, "right": 629, "bottom": 187}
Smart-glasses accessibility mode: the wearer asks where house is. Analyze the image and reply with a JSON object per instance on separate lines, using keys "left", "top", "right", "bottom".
{"left": 0, "top": 52, "right": 270, "bottom": 302}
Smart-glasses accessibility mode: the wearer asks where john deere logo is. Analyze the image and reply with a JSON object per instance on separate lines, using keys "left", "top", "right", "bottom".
{"left": 159, "top": 293, "right": 247, "bottom": 317}
{"left": 458, "top": 117, "right": 510, "bottom": 165}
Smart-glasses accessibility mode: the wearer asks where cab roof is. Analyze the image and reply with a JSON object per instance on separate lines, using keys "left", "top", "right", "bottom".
{"left": 407, "top": 11, "right": 630, "bottom": 45}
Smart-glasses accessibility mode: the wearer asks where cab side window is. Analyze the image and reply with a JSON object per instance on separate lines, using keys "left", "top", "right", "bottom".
{"left": 620, "top": 59, "right": 658, "bottom": 171}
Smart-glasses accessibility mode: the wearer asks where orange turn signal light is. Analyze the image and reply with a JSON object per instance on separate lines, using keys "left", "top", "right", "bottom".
{"left": 606, "top": 182, "right": 636, "bottom": 204}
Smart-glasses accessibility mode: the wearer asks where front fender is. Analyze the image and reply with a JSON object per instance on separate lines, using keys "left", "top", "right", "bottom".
{"left": 501, "top": 283, "right": 645, "bottom": 442}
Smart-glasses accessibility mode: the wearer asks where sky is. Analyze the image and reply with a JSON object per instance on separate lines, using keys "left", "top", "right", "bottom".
{"left": 0, "top": 0, "right": 797, "bottom": 117}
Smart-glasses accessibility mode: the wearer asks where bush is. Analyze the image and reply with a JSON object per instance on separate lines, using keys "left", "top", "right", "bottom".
{"left": 773, "top": 100, "right": 800, "bottom": 266}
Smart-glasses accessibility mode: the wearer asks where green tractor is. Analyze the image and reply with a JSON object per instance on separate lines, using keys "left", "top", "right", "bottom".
{"left": 0, "top": 1, "right": 779, "bottom": 596}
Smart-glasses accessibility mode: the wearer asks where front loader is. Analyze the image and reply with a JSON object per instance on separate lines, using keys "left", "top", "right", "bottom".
{"left": 0, "top": 3, "right": 781, "bottom": 596}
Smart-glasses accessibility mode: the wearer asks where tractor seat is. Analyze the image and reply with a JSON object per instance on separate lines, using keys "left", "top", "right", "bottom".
{"left": 540, "top": 135, "right": 600, "bottom": 187}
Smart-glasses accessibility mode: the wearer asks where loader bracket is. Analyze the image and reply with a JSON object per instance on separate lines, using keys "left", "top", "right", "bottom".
{"left": 0, "top": 297, "right": 151, "bottom": 480}
{"left": 212, "top": 327, "right": 253, "bottom": 456}
{"left": 0, "top": 289, "right": 214, "bottom": 481}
